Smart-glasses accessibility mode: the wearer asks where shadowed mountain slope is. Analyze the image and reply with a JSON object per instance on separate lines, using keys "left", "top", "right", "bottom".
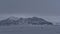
{"left": 0, "top": 17, "right": 53, "bottom": 26}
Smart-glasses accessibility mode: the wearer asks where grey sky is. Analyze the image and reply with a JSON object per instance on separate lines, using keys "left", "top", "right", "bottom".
{"left": 0, "top": 0, "right": 59, "bottom": 16}
{"left": 0, "top": 0, "right": 60, "bottom": 22}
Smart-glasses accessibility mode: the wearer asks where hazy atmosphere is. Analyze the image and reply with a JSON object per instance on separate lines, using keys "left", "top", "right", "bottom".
{"left": 0, "top": 0, "right": 60, "bottom": 22}
{"left": 0, "top": 0, "right": 60, "bottom": 34}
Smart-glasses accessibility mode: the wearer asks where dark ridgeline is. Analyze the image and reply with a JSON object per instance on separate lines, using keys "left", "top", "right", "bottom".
{"left": 0, "top": 16, "right": 53, "bottom": 26}
{"left": 26, "top": 17, "right": 53, "bottom": 25}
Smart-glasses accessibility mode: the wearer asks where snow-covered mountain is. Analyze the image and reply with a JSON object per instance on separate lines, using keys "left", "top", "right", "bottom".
{"left": 7, "top": 16, "right": 19, "bottom": 21}
{"left": 0, "top": 16, "right": 53, "bottom": 26}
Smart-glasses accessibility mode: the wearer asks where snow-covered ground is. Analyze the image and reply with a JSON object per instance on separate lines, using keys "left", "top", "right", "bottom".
{"left": 0, "top": 25, "right": 60, "bottom": 34}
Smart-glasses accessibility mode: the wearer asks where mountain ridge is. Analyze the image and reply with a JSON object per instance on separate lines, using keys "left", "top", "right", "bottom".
{"left": 0, "top": 16, "right": 53, "bottom": 26}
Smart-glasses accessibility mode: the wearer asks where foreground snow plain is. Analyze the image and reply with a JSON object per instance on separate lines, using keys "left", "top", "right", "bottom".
{"left": 0, "top": 24, "right": 60, "bottom": 34}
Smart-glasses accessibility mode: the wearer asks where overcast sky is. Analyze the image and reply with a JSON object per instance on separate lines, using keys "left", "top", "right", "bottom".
{"left": 0, "top": 0, "right": 59, "bottom": 16}
{"left": 0, "top": 0, "right": 60, "bottom": 22}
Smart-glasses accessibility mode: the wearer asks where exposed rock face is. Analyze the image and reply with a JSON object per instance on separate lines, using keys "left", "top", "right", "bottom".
{"left": 25, "top": 17, "right": 53, "bottom": 25}
{"left": 0, "top": 17, "right": 53, "bottom": 26}
{"left": 0, "top": 17, "right": 19, "bottom": 25}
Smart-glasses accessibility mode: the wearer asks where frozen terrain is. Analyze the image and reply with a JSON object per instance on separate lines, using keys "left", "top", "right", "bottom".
{"left": 0, "top": 25, "right": 60, "bottom": 34}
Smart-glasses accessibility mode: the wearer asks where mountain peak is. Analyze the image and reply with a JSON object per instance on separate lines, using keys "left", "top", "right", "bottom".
{"left": 8, "top": 16, "right": 19, "bottom": 20}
